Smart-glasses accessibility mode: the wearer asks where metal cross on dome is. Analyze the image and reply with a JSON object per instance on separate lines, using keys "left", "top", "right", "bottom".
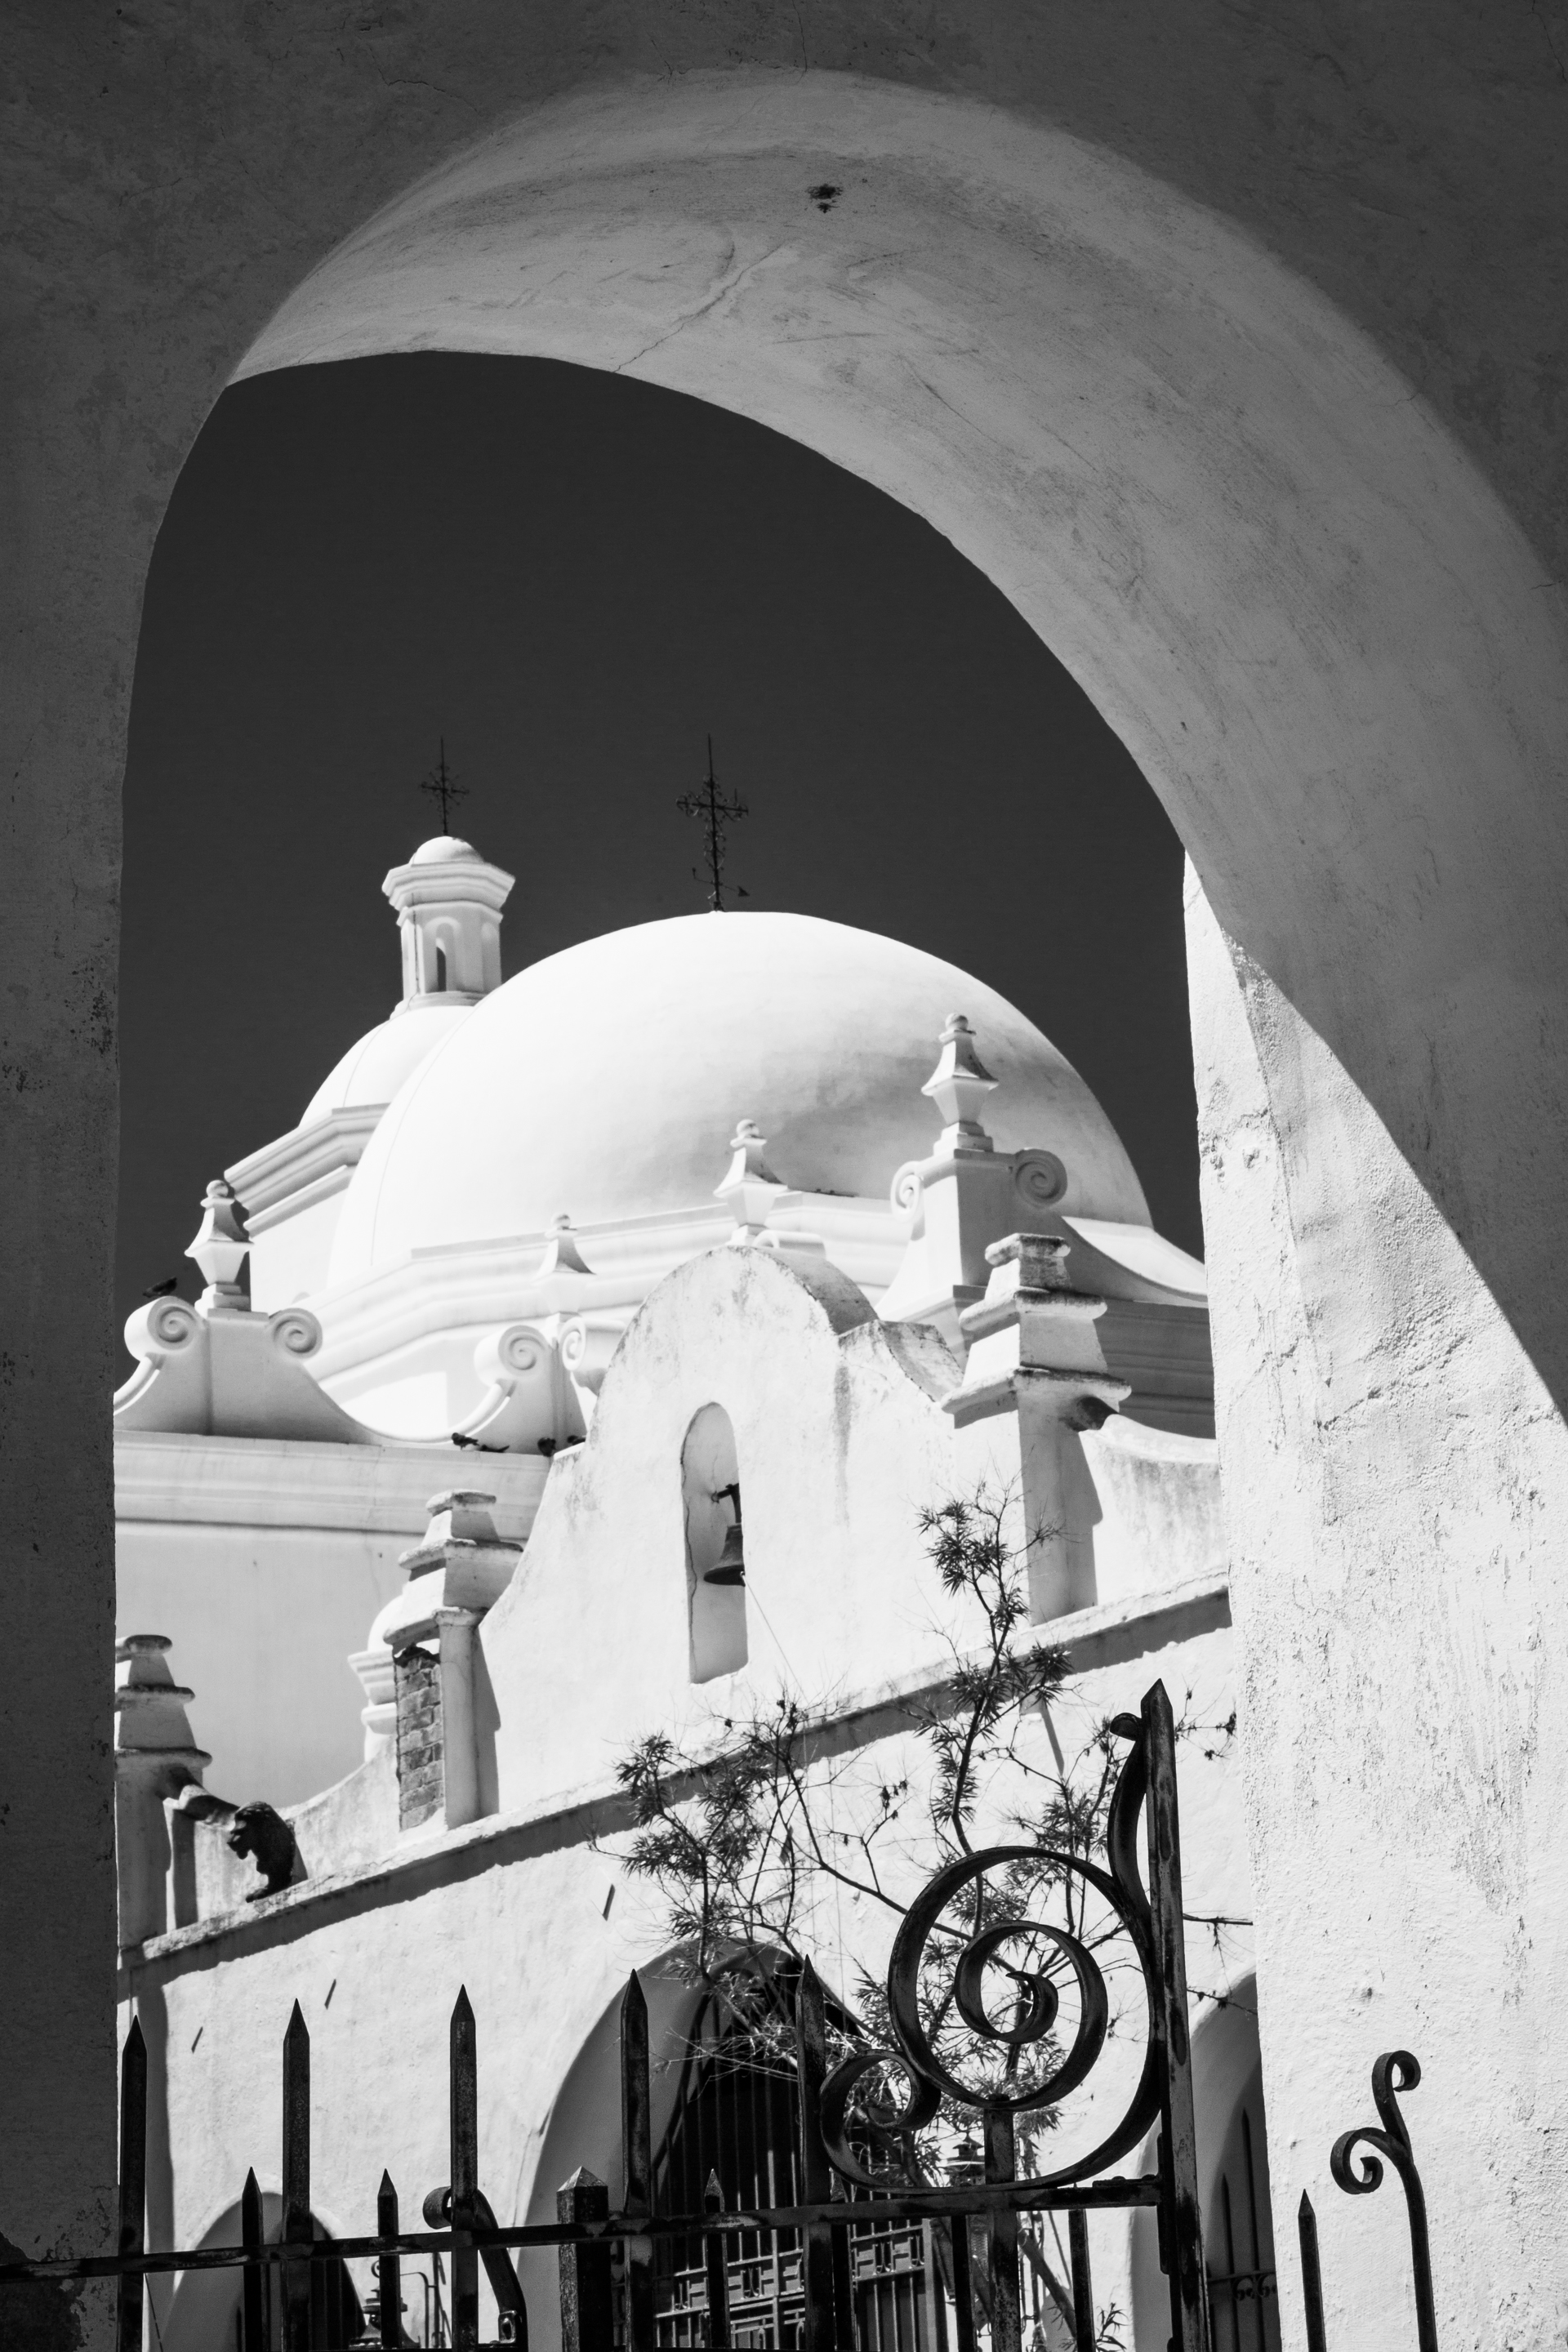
{"left": 676, "top": 737, "right": 749, "bottom": 911}
{"left": 419, "top": 739, "right": 470, "bottom": 835}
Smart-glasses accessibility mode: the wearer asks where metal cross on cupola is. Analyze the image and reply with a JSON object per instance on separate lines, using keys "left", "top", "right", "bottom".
{"left": 676, "top": 736, "right": 750, "bottom": 911}
{"left": 420, "top": 738, "right": 470, "bottom": 836}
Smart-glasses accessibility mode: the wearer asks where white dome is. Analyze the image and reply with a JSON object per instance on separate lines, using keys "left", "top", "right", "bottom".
{"left": 327, "top": 911, "right": 1151, "bottom": 1285}
{"left": 301, "top": 1001, "right": 474, "bottom": 1127}
{"left": 408, "top": 834, "right": 479, "bottom": 866}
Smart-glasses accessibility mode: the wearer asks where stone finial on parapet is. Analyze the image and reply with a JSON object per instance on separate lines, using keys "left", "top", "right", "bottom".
{"left": 944, "top": 1234, "right": 1130, "bottom": 1623}
{"left": 452, "top": 1231, "right": 599, "bottom": 1453}
{"left": 880, "top": 1018, "right": 1067, "bottom": 1345}
{"left": 714, "top": 1120, "right": 829, "bottom": 1265}
{"left": 715, "top": 1119, "right": 786, "bottom": 1243}
{"left": 537, "top": 1212, "right": 595, "bottom": 1281}
{"left": 115, "top": 1184, "right": 381, "bottom": 1442}
{"left": 922, "top": 1013, "right": 1000, "bottom": 1152}
{"left": 187, "top": 1178, "right": 250, "bottom": 1313}
{"left": 114, "top": 1634, "right": 212, "bottom": 1949}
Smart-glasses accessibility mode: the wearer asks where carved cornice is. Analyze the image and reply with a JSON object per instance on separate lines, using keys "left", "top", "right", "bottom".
{"left": 114, "top": 1429, "right": 549, "bottom": 1534}
{"left": 306, "top": 1195, "right": 903, "bottom": 1381}
{"left": 225, "top": 1106, "right": 386, "bottom": 1224}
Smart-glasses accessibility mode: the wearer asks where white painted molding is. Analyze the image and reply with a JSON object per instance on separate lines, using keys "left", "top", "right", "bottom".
{"left": 227, "top": 1106, "right": 385, "bottom": 1227}
{"left": 114, "top": 1428, "right": 549, "bottom": 1534}
{"left": 120, "top": 1566, "right": 1230, "bottom": 1963}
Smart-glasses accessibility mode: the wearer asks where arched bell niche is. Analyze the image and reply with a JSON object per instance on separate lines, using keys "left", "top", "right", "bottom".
{"left": 681, "top": 1403, "right": 748, "bottom": 1685}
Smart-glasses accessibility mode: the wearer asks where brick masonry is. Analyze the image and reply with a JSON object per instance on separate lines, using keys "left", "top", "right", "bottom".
{"left": 394, "top": 1645, "right": 443, "bottom": 1830}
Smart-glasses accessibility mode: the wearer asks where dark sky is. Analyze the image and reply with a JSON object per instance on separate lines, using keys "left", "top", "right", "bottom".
{"left": 118, "top": 354, "right": 1196, "bottom": 1370}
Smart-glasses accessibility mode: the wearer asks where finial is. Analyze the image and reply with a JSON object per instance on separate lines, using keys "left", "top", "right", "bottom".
{"left": 675, "top": 737, "right": 750, "bottom": 911}
{"left": 186, "top": 1179, "right": 250, "bottom": 1313}
{"left": 715, "top": 1120, "right": 786, "bottom": 1243}
{"left": 718, "top": 1120, "right": 782, "bottom": 1189}
{"left": 921, "top": 1014, "right": 999, "bottom": 1153}
{"left": 537, "top": 1212, "right": 595, "bottom": 1280}
{"left": 419, "top": 737, "right": 470, "bottom": 836}
{"left": 114, "top": 1634, "right": 207, "bottom": 1762}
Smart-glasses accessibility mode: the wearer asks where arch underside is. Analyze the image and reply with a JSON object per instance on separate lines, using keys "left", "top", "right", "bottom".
{"left": 239, "top": 71, "right": 1568, "bottom": 1405}
{"left": 233, "top": 75, "right": 1568, "bottom": 2351}
{"left": 7, "top": 24, "right": 1567, "bottom": 2350}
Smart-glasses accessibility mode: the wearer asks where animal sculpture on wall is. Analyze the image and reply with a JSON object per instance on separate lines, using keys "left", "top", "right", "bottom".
{"left": 225, "top": 1802, "right": 299, "bottom": 1900}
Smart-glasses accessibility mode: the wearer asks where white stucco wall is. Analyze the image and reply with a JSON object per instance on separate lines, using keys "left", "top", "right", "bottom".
{"left": 246, "top": 1187, "right": 351, "bottom": 1314}
{"left": 117, "top": 1521, "right": 404, "bottom": 1807}
{"left": 124, "top": 1620, "right": 1248, "bottom": 2352}
{"left": 479, "top": 1245, "right": 1218, "bottom": 1820}
{"left": 228, "top": 105, "right": 1568, "bottom": 2330}
{"left": 13, "top": 22, "right": 1568, "bottom": 2320}
{"left": 119, "top": 1227, "right": 1241, "bottom": 2345}
{"left": 1187, "top": 866, "right": 1568, "bottom": 2348}
{"left": 116, "top": 1436, "right": 549, "bottom": 1806}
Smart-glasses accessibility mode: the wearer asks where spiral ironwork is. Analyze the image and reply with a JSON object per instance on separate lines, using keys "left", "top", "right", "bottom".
{"left": 818, "top": 1710, "right": 1166, "bottom": 2191}
{"left": 1328, "top": 2051, "right": 1437, "bottom": 2352}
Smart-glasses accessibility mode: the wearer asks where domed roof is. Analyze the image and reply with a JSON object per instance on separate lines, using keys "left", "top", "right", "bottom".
{"left": 301, "top": 1001, "right": 474, "bottom": 1127}
{"left": 327, "top": 911, "right": 1150, "bottom": 1286}
{"left": 408, "top": 834, "right": 480, "bottom": 866}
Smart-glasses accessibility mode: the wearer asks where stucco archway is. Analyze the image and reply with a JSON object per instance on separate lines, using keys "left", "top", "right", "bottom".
{"left": 9, "top": 36, "right": 1567, "bottom": 2352}
{"left": 220, "top": 87, "right": 1568, "bottom": 2344}
{"left": 238, "top": 69, "right": 1568, "bottom": 1401}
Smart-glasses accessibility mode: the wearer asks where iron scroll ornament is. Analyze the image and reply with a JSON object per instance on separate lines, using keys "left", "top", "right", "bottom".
{"left": 818, "top": 1712, "right": 1166, "bottom": 2192}
{"left": 1328, "top": 2051, "right": 1438, "bottom": 2352}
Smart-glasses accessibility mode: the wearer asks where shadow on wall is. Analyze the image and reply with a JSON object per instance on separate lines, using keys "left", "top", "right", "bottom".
{"left": 516, "top": 1958, "right": 700, "bottom": 2352}
{"left": 160, "top": 2191, "right": 363, "bottom": 2352}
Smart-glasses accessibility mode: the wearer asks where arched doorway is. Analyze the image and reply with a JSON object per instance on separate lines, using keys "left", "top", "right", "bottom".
{"left": 649, "top": 1967, "right": 929, "bottom": 2352}
{"left": 1203, "top": 2058, "right": 1278, "bottom": 2352}
{"left": 161, "top": 2191, "right": 364, "bottom": 2352}
{"left": 1129, "top": 1980, "right": 1276, "bottom": 2352}
{"left": 522, "top": 1955, "right": 932, "bottom": 2352}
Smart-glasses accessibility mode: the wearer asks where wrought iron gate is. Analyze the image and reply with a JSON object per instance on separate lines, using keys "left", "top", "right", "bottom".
{"left": 648, "top": 1999, "right": 931, "bottom": 2352}
{"left": 0, "top": 1678, "right": 1441, "bottom": 2352}
{"left": 1204, "top": 2091, "right": 1278, "bottom": 2352}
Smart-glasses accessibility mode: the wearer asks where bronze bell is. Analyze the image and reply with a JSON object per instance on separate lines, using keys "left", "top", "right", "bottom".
{"left": 703, "top": 1520, "right": 746, "bottom": 1587}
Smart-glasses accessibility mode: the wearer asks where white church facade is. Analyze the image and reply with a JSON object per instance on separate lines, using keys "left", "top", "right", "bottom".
{"left": 114, "top": 835, "right": 1264, "bottom": 2351}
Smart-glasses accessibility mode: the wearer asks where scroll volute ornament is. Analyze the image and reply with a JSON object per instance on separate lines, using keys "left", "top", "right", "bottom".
{"left": 818, "top": 1711, "right": 1163, "bottom": 2193}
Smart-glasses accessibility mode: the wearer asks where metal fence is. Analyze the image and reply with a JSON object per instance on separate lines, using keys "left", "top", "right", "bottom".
{"left": 0, "top": 1678, "right": 1439, "bottom": 2352}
